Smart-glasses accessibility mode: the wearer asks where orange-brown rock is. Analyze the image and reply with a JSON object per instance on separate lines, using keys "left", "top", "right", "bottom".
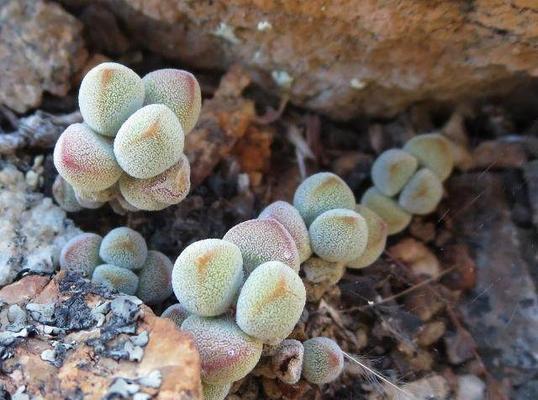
{"left": 64, "top": 0, "right": 538, "bottom": 119}
{"left": 0, "top": 273, "right": 201, "bottom": 400}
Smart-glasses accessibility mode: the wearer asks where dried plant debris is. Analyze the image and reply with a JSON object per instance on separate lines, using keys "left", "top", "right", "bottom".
{"left": 0, "top": 272, "right": 201, "bottom": 398}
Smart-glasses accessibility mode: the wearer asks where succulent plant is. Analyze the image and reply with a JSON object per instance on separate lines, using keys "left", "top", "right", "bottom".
{"left": 143, "top": 69, "right": 202, "bottom": 135}
{"left": 371, "top": 149, "right": 418, "bottom": 196}
{"left": 119, "top": 154, "right": 190, "bottom": 211}
{"left": 114, "top": 104, "right": 185, "bottom": 179}
{"left": 78, "top": 62, "right": 145, "bottom": 137}
{"left": 172, "top": 239, "right": 244, "bottom": 317}
{"left": 202, "top": 382, "right": 232, "bottom": 400}
{"left": 309, "top": 208, "right": 369, "bottom": 263}
{"left": 92, "top": 264, "right": 139, "bottom": 295}
{"left": 302, "top": 337, "right": 344, "bottom": 385}
{"left": 302, "top": 256, "right": 345, "bottom": 285}
{"left": 398, "top": 168, "right": 443, "bottom": 215}
{"left": 53, "top": 123, "right": 122, "bottom": 191}
{"left": 403, "top": 133, "right": 454, "bottom": 181}
{"left": 271, "top": 339, "right": 304, "bottom": 384}
{"left": 181, "top": 315, "right": 263, "bottom": 385}
{"left": 52, "top": 175, "right": 82, "bottom": 212}
{"left": 236, "top": 261, "right": 306, "bottom": 344}
{"left": 293, "top": 172, "right": 356, "bottom": 226}
{"left": 74, "top": 185, "right": 117, "bottom": 204}
{"left": 259, "top": 201, "right": 312, "bottom": 263}
{"left": 223, "top": 219, "right": 300, "bottom": 275}
{"left": 361, "top": 187, "right": 412, "bottom": 235}
{"left": 161, "top": 303, "right": 190, "bottom": 328}
{"left": 136, "top": 250, "right": 174, "bottom": 305}
{"left": 347, "top": 205, "right": 388, "bottom": 269}
{"left": 99, "top": 226, "right": 148, "bottom": 270}
{"left": 59, "top": 233, "right": 102, "bottom": 277}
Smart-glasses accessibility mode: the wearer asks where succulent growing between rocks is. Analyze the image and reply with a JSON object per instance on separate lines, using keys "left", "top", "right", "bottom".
{"left": 59, "top": 233, "right": 102, "bottom": 277}
{"left": 53, "top": 62, "right": 200, "bottom": 212}
{"left": 181, "top": 315, "right": 263, "bottom": 385}
{"left": 172, "top": 239, "right": 244, "bottom": 317}
{"left": 202, "top": 382, "right": 232, "bottom": 400}
{"left": 293, "top": 172, "right": 356, "bottom": 226}
{"left": 236, "top": 261, "right": 306, "bottom": 344}
{"left": 347, "top": 205, "right": 388, "bottom": 269}
{"left": 143, "top": 69, "right": 202, "bottom": 135}
{"left": 271, "top": 339, "right": 304, "bottom": 384}
{"left": 223, "top": 218, "right": 300, "bottom": 275}
{"left": 92, "top": 264, "right": 139, "bottom": 295}
{"left": 302, "top": 337, "right": 344, "bottom": 385}
{"left": 309, "top": 208, "right": 369, "bottom": 263}
{"left": 403, "top": 133, "right": 454, "bottom": 181}
{"left": 398, "top": 168, "right": 444, "bottom": 215}
{"left": 258, "top": 200, "right": 312, "bottom": 263}
{"left": 114, "top": 104, "right": 185, "bottom": 179}
{"left": 53, "top": 123, "right": 122, "bottom": 191}
{"left": 371, "top": 149, "right": 418, "bottom": 196}
{"left": 99, "top": 227, "right": 148, "bottom": 270}
{"left": 52, "top": 175, "right": 82, "bottom": 213}
{"left": 361, "top": 187, "right": 412, "bottom": 235}
{"left": 78, "top": 62, "right": 145, "bottom": 137}
{"left": 136, "top": 250, "right": 174, "bottom": 305}
{"left": 161, "top": 303, "right": 190, "bottom": 328}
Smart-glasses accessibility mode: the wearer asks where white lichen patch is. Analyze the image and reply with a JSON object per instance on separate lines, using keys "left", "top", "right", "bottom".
{"left": 257, "top": 21, "right": 273, "bottom": 31}
{"left": 350, "top": 78, "right": 367, "bottom": 90}
{"left": 212, "top": 22, "right": 240, "bottom": 44}
{"left": 0, "top": 163, "right": 81, "bottom": 287}
{"left": 271, "top": 70, "right": 294, "bottom": 89}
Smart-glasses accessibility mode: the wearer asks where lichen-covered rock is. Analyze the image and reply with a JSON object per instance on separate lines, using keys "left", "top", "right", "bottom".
{"left": 223, "top": 218, "right": 300, "bottom": 275}
{"left": 0, "top": 164, "right": 81, "bottom": 287}
{"left": 92, "top": 264, "right": 139, "bottom": 295}
{"left": 259, "top": 201, "right": 312, "bottom": 263}
{"left": 309, "top": 208, "right": 368, "bottom": 263}
{"left": 347, "top": 205, "right": 388, "bottom": 269}
{"left": 398, "top": 168, "right": 444, "bottom": 215}
{"left": 293, "top": 172, "right": 356, "bottom": 226}
{"left": 119, "top": 154, "right": 190, "bottom": 211}
{"left": 302, "top": 337, "right": 344, "bottom": 385}
{"left": 181, "top": 315, "right": 263, "bottom": 384}
{"left": 361, "top": 187, "right": 412, "bottom": 235}
{"left": 236, "top": 261, "right": 306, "bottom": 344}
{"left": 114, "top": 104, "right": 184, "bottom": 179}
{"left": 54, "top": 123, "right": 123, "bottom": 191}
{"left": 79, "top": 62, "right": 144, "bottom": 136}
{"left": 136, "top": 250, "right": 174, "bottom": 305}
{"left": 371, "top": 149, "right": 418, "bottom": 196}
{"left": 143, "top": 69, "right": 202, "bottom": 134}
{"left": 0, "top": 0, "right": 87, "bottom": 113}
{"left": 60, "top": 233, "right": 103, "bottom": 277}
{"left": 172, "top": 239, "right": 244, "bottom": 317}
{"left": 0, "top": 272, "right": 201, "bottom": 398}
{"left": 99, "top": 227, "right": 148, "bottom": 270}
{"left": 403, "top": 134, "right": 454, "bottom": 181}
{"left": 52, "top": 175, "right": 83, "bottom": 213}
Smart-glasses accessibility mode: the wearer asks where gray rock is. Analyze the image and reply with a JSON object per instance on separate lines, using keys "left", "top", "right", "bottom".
{"left": 456, "top": 375, "right": 485, "bottom": 400}
{"left": 0, "top": 164, "right": 81, "bottom": 287}
{"left": 523, "top": 160, "right": 538, "bottom": 228}
{"left": 448, "top": 173, "right": 538, "bottom": 384}
{"left": 0, "top": 0, "right": 87, "bottom": 113}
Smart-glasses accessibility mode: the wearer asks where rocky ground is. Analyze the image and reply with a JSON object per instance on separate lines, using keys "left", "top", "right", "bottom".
{"left": 0, "top": 1, "right": 537, "bottom": 399}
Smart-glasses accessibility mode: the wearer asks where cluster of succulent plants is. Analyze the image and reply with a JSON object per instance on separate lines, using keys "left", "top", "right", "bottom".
{"left": 53, "top": 62, "right": 201, "bottom": 212}
{"left": 59, "top": 227, "right": 173, "bottom": 304}
{"left": 362, "top": 133, "right": 454, "bottom": 234}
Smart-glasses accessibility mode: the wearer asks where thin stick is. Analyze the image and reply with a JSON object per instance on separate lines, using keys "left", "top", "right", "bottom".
{"left": 342, "top": 352, "right": 413, "bottom": 399}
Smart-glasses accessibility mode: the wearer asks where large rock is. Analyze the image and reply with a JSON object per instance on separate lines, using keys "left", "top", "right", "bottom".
{"left": 0, "top": 0, "right": 87, "bottom": 113}
{"left": 448, "top": 173, "right": 538, "bottom": 383}
{"left": 0, "top": 272, "right": 201, "bottom": 399}
{"left": 65, "top": 0, "right": 537, "bottom": 119}
{"left": 0, "top": 163, "right": 81, "bottom": 287}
